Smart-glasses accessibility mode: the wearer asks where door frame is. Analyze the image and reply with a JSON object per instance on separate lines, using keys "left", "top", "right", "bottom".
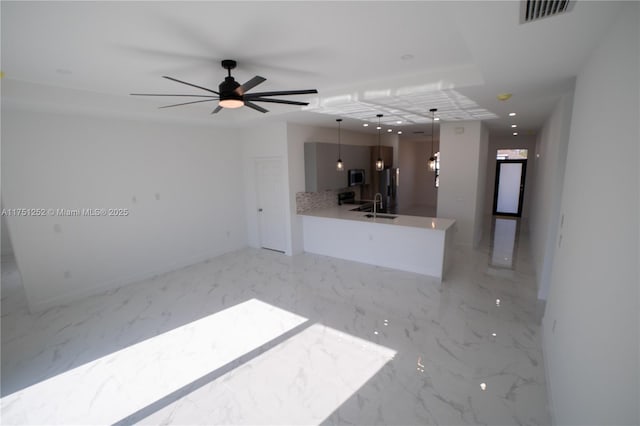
{"left": 492, "top": 159, "right": 527, "bottom": 217}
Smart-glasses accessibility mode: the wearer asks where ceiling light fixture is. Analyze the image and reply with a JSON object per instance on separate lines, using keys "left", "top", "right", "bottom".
{"left": 513, "top": 132, "right": 519, "bottom": 136}
{"left": 509, "top": 112, "right": 517, "bottom": 117}
{"left": 397, "top": 131, "right": 403, "bottom": 135}
{"left": 387, "top": 129, "right": 393, "bottom": 133}
{"left": 218, "top": 98, "right": 244, "bottom": 109}
{"left": 428, "top": 108, "right": 438, "bottom": 172}
{"left": 434, "top": 117, "right": 440, "bottom": 121}
{"left": 511, "top": 124, "right": 518, "bottom": 128}
{"left": 363, "top": 123, "right": 369, "bottom": 127}
{"left": 336, "top": 118, "right": 344, "bottom": 172}
{"left": 375, "top": 114, "right": 384, "bottom": 171}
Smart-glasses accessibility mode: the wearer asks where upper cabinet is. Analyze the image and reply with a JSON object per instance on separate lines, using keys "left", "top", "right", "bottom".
{"left": 304, "top": 142, "right": 371, "bottom": 192}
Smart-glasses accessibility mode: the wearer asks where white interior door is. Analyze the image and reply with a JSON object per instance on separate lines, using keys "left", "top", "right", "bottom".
{"left": 255, "top": 158, "right": 287, "bottom": 253}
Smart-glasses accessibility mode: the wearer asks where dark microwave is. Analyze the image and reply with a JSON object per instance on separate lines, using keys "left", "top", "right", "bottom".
{"left": 348, "top": 169, "right": 365, "bottom": 186}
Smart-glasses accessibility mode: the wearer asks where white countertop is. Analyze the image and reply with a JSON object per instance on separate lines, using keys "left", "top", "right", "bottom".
{"left": 299, "top": 204, "right": 455, "bottom": 231}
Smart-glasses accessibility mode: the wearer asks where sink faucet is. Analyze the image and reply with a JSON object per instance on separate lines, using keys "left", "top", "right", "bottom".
{"left": 373, "top": 193, "right": 383, "bottom": 218}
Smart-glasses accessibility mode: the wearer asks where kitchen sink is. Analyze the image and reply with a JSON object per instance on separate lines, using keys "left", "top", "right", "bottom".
{"left": 364, "top": 213, "right": 397, "bottom": 220}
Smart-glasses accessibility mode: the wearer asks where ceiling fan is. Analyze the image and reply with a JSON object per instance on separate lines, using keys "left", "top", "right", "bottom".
{"left": 131, "top": 59, "right": 318, "bottom": 114}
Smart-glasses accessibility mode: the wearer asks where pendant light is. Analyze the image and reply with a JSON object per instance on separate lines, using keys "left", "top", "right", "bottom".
{"left": 336, "top": 118, "right": 344, "bottom": 171}
{"left": 428, "top": 108, "right": 437, "bottom": 172}
{"left": 375, "top": 114, "right": 384, "bottom": 171}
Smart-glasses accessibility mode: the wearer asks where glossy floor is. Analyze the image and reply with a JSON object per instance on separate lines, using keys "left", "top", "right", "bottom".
{"left": 1, "top": 217, "right": 549, "bottom": 425}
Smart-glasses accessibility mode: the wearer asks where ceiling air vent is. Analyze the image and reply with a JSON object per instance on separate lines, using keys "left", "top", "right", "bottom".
{"left": 520, "top": 0, "right": 575, "bottom": 23}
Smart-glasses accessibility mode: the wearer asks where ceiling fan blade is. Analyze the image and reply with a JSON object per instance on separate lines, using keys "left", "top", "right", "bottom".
{"left": 250, "top": 98, "right": 309, "bottom": 106}
{"left": 159, "top": 99, "right": 218, "bottom": 109}
{"left": 130, "top": 93, "right": 217, "bottom": 98}
{"left": 244, "top": 101, "right": 269, "bottom": 113}
{"left": 245, "top": 89, "right": 318, "bottom": 98}
{"left": 162, "top": 76, "right": 219, "bottom": 95}
{"left": 211, "top": 105, "right": 223, "bottom": 114}
{"left": 235, "top": 76, "right": 266, "bottom": 95}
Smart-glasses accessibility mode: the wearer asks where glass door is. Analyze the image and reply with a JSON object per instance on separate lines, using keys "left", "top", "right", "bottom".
{"left": 492, "top": 159, "right": 527, "bottom": 217}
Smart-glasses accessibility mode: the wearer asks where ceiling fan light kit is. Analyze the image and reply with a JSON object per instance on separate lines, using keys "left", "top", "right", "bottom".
{"left": 131, "top": 59, "right": 318, "bottom": 114}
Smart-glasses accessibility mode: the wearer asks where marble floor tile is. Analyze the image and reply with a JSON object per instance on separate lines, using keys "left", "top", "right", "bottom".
{"left": 1, "top": 218, "right": 550, "bottom": 425}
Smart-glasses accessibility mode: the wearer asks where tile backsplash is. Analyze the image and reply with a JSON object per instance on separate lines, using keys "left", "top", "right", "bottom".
{"left": 296, "top": 188, "right": 356, "bottom": 213}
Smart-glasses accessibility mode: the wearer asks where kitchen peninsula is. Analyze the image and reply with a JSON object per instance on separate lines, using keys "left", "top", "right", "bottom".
{"left": 299, "top": 204, "right": 455, "bottom": 281}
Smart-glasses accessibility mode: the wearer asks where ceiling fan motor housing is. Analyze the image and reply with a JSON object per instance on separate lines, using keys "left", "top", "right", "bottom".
{"left": 219, "top": 76, "right": 242, "bottom": 102}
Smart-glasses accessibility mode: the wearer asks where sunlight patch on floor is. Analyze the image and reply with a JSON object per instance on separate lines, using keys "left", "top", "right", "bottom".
{"left": 0, "top": 299, "right": 307, "bottom": 425}
{"left": 139, "top": 323, "right": 397, "bottom": 425}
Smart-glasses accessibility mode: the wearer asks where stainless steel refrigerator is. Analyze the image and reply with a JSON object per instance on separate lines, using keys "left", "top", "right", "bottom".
{"left": 377, "top": 168, "right": 399, "bottom": 213}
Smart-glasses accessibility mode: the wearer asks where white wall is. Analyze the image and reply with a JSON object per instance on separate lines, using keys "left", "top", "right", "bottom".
{"left": 398, "top": 138, "right": 439, "bottom": 210}
{"left": 473, "top": 124, "right": 489, "bottom": 246}
{"left": 287, "top": 123, "right": 378, "bottom": 255}
{"left": 542, "top": 4, "right": 639, "bottom": 425}
{"left": 529, "top": 93, "right": 573, "bottom": 300}
{"left": 1, "top": 213, "right": 14, "bottom": 256}
{"left": 2, "top": 107, "right": 247, "bottom": 312}
{"left": 437, "top": 120, "right": 485, "bottom": 246}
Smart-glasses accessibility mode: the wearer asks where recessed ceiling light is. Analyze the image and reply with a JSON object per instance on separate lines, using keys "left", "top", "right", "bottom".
{"left": 397, "top": 131, "right": 403, "bottom": 135}
{"left": 363, "top": 123, "right": 369, "bottom": 127}
{"left": 511, "top": 124, "right": 517, "bottom": 128}
{"left": 434, "top": 117, "right": 440, "bottom": 121}
{"left": 491, "top": 332, "right": 497, "bottom": 337}
{"left": 401, "top": 54, "right": 414, "bottom": 61}
{"left": 387, "top": 129, "right": 393, "bottom": 133}
{"left": 376, "top": 126, "right": 381, "bottom": 130}
{"left": 509, "top": 112, "right": 516, "bottom": 117}
{"left": 497, "top": 93, "right": 512, "bottom": 101}
{"left": 396, "top": 120, "right": 402, "bottom": 124}
{"left": 480, "top": 383, "right": 487, "bottom": 391}
{"left": 513, "top": 132, "right": 519, "bottom": 136}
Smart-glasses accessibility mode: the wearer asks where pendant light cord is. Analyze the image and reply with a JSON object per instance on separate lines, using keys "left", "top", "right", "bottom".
{"left": 430, "top": 108, "right": 436, "bottom": 157}
{"left": 377, "top": 114, "right": 382, "bottom": 158}
{"left": 337, "top": 118, "right": 342, "bottom": 158}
